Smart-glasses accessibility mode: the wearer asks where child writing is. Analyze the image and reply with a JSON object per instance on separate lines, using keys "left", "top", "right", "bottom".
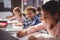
{"left": 8, "top": 7, "right": 23, "bottom": 21}
{"left": 14, "top": 6, "right": 40, "bottom": 28}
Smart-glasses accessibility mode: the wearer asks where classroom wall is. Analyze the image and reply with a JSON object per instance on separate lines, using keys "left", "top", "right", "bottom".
{"left": 0, "top": 12, "right": 12, "bottom": 18}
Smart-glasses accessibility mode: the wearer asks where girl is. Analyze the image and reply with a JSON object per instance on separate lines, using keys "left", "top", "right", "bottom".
{"left": 9, "top": 7, "right": 23, "bottom": 21}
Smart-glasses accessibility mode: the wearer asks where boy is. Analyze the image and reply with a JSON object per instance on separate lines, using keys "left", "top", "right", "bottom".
{"left": 23, "top": 6, "right": 40, "bottom": 28}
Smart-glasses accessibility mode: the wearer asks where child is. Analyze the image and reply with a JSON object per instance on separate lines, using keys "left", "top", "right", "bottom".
{"left": 23, "top": 6, "right": 40, "bottom": 28}
{"left": 8, "top": 7, "right": 24, "bottom": 21}
{"left": 17, "top": 1, "right": 60, "bottom": 40}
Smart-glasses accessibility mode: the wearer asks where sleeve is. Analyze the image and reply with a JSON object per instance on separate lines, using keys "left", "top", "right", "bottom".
{"left": 24, "top": 20, "right": 47, "bottom": 34}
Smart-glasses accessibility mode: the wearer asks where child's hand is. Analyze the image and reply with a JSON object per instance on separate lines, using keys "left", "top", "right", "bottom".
{"left": 17, "top": 30, "right": 27, "bottom": 38}
{"left": 13, "top": 22, "right": 23, "bottom": 26}
{"left": 28, "top": 35, "right": 37, "bottom": 40}
{"left": 16, "top": 22, "right": 23, "bottom": 26}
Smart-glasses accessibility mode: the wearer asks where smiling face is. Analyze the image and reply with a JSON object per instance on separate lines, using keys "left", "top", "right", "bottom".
{"left": 41, "top": 9, "right": 58, "bottom": 24}
{"left": 41, "top": 1, "right": 60, "bottom": 24}
{"left": 25, "top": 10, "right": 36, "bottom": 20}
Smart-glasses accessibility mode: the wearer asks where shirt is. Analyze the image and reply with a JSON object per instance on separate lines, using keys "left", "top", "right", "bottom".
{"left": 25, "top": 20, "right": 60, "bottom": 38}
{"left": 23, "top": 16, "right": 40, "bottom": 29}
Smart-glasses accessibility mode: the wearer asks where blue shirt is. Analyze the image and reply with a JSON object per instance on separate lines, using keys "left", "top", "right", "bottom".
{"left": 23, "top": 16, "right": 40, "bottom": 29}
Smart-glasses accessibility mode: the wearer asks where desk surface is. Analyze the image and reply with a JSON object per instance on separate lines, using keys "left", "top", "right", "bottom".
{"left": 12, "top": 32, "right": 40, "bottom": 40}
{"left": 0, "top": 19, "right": 23, "bottom": 35}
{"left": 12, "top": 32, "right": 52, "bottom": 40}
{"left": 0, "top": 19, "right": 18, "bottom": 23}
{"left": 0, "top": 19, "right": 47, "bottom": 40}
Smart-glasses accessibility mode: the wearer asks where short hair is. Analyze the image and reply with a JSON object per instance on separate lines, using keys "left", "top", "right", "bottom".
{"left": 25, "top": 6, "right": 36, "bottom": 13}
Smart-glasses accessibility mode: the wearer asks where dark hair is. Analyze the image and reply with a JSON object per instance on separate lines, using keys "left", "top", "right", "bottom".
{"left": 37, "top": 7, "right": 41, "bottom": 11}
{"left": 42, "top": 1, "right": 60, "bottom": 29}
{"left": 42, "top": 1, "right": 60, "bottom": 16}
{"left": 25, "top": 6, "right": 36, "bottom": 13}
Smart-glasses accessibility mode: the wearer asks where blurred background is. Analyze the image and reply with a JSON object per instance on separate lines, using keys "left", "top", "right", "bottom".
{"left": 0, "top": 0, "right": 59, "bottom": 11}
{"left": 0, "top": 0, "right": 59, "bottom": 18}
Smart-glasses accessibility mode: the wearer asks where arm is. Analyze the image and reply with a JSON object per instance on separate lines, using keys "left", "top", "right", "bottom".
{"left": 13, "top": 22, "right": 23, "bottom": 26}
{"left": 6, "top": 16, "right": 13, "bottom": 19}
{"left": 17, "top": 20, "right": 46, "bottom": 38}
{"left": 9, "top": 17, "right": 15, "bottom": 20}
{"left": 25, "top": 23, "right": 46, "bottom": 34}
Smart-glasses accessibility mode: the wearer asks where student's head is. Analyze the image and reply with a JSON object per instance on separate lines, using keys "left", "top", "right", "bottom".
{"left": 25, "top": 6, "right": 36, "bottom": 20}
{"left": 13, "top": 7, "right": 22, "bottom": 17}
{"left": 37, "top": 7, "right": 41, "bottom": 13}
{"left": 37, "top": 7, "right": 41, "bottom": 17}
{"left": 41, "top": 1, "right": 60, "bottom": 23}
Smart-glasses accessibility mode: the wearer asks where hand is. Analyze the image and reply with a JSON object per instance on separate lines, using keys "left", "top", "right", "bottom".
{"left": 17, "top": 30, "right": 27, "bottom": 38}
{"left": 13, "top": 22, "right": 23, "bottom": 26}
{"left": 28, "top": 35, "right": 37, "bottom": 40}
{"left": 16, "top": 22, "right": 23, "bottom": 26}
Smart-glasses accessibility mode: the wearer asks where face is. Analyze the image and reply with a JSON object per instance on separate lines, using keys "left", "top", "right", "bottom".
{"left": 13, "top": 10, "right": 21, "bottom": 17}
{"left": 25, "top": 10, "right": 35, "bottom": 20}
{"left": 41, "top": 9, "right": 55, "bottom": 23}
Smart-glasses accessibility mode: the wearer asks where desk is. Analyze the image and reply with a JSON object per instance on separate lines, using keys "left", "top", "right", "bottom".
{"left": 12, "top": 32, "right": 46, "bottom": 40}
{"left": 0, "top": 19, "right": 23, "bottom": 35}
{"left": 11, "top": 32, "right": 39, "bottom": 40}
{"left": 0, "top": 19, "right": 47, "bottom": 40}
